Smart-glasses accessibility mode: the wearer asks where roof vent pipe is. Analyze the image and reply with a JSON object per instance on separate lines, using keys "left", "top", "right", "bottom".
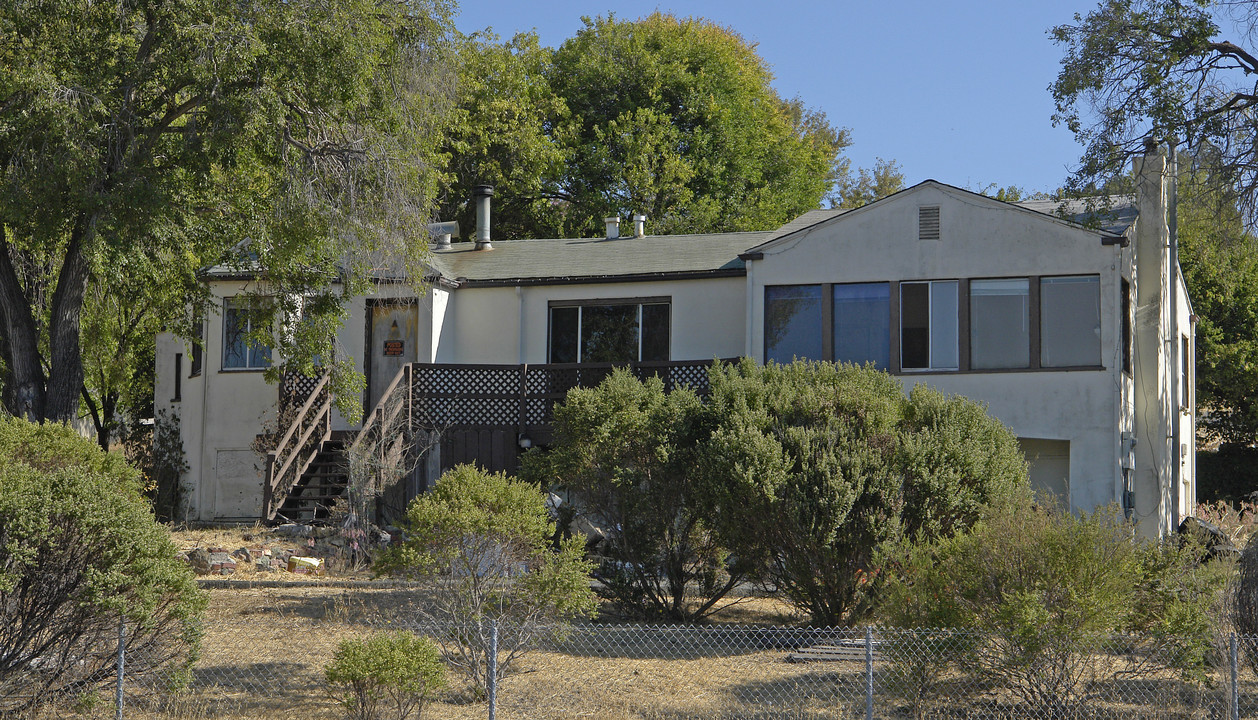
{"left": 473, "top": 185, "right": 494, "bottom": 250}
{"left": 604, "top": 216, "right": 621, "bottom": 239}
{"left": 632, "top": 214, "right": 646, "bottom": 238}
{"left": 427, "top": 220, "right": 459, "bottom": 248}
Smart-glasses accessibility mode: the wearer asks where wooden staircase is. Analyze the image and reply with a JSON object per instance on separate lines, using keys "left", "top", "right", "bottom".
{"left": 273, "top": 437, "right": 351, "bottom": 522}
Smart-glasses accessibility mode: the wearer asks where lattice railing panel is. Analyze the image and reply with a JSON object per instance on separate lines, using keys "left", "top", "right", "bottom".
{"left": 409, "top": 360, "right": 720, "bottom": 430}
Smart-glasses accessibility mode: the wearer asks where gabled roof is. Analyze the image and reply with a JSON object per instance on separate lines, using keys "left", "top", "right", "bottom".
{"left": 425, "top": 231, "right": 767, "bottom": 287}
{"left": 744, "top": 180, "right": 1137, "bottom": 255}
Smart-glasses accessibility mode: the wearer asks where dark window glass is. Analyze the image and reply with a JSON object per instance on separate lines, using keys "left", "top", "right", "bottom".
{"left": 901, "top": 283, "right": 930, "bottom": 369}
{"left": 1041, "top": 275, "right": 1100, "bottom": 367}
{"left": 222, "top": 298, "right": 271, "bottom": 370}
{"left": 1122, "top": 279, "right": 1132, "bottom": 374}
{"left": 174, "top": 354, "right": 182, "bottom": 402}
{"left": 581, "top": 305, "right": 639, "bottom": 363}
{"left": 549, "top": 307, "right": 579, "bottom": 363}
{"left": 1182, "top": 335, "right": 1190, "bottom": 407}
{"left": 970, "top": 278, "right": 1030, "bottom": 369}
{"left": 765, "top": 285, "right": 823, "bottom": 363}
{"left": 641, "top": 304, "right": 670, "bottom": 362}
{"left": 189, "top": 315, "right": 203, "bottom": 376}
{"left": 833, "top": 283, "right": 890, "bottom": 369}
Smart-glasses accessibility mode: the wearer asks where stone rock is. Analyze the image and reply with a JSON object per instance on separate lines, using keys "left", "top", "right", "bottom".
{"left": 186, "top": 548, "right": 211, "bottom": 575}
{"left": 271, "top": 523, "right": 312, "bottom": 538}
{"left": 1178, "top": 516, "right": 1240, "bottom": 561}
{"left": 313, "top": 525, "right": 339, "bottom": 539}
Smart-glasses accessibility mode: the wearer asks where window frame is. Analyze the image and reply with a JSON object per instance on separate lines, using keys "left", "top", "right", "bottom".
{"left": 1039, "top": 274, "right": 1102, "bottom": 369}
{"left": 969, "top": 276, "right": 1032, "bottom": 370}
{"left": 547, "top": 296, "right": 671, "bottom": 364}
{"left": 899, "top": 279, "right": 959, "bottom": 372}
{"left": 221, "top": 296, "right": 273, "bottom": 372}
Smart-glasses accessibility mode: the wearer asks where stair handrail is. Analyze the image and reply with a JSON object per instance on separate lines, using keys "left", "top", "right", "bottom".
{"left": 346, "top": 363, "right": 413, "bottom": 461}
{"left": 264, "top": 371, "right": 333, "bottom": 519}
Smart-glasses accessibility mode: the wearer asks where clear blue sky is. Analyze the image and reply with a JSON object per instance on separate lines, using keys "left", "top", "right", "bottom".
{"left": 454, "top": 0, "right": 1101, "bottom": 196}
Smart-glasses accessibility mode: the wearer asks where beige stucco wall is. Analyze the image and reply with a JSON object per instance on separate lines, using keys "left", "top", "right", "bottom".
{"left": 747, "top": 183, "right": 1139, "bottom": 526}
{"left": 434, "top": 277, "right": 746, "bottom": 365}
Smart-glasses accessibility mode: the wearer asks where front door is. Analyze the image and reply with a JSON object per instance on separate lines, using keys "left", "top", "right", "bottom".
{"left": 367, "top": 300, "right": 418, "bottom": 416}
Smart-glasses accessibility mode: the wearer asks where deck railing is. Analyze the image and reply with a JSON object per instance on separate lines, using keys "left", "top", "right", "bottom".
{"left": 261, "top": 360, "right": 723, "bottom": 520}
{"left": 263, "top": 371, "right": 332, "bottom": 520}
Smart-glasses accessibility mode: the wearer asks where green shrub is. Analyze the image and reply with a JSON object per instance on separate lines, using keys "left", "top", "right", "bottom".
{"left": 0, "top": 417, "right": 206, "bottom": 713}
{"left": 377, "top": 465, "right": 596, "bottom": 696}
{"left": 520, "top": 369, "right": 734, "bottom": 622}
{"left": 701, "top": 359, "right": 1028, "bottom": 625}
{"left": 880, "top": 504, "right": 1230, "bottom": 714}
{"left": 325, "top": 632, "right": 446, "bottom": 720}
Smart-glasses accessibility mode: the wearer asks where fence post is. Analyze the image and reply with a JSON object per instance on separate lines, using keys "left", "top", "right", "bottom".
{"left": 488, "top": 619, "right": 499, "bottom": 720}
{"left": 1232, "top": 633, "right": 1240, "bottom": 720}
{"left": 865, "top": 626, "right": 873, "bottom": 720}
{"left": 115, "top": 616, "right": 125, "bottom": 720}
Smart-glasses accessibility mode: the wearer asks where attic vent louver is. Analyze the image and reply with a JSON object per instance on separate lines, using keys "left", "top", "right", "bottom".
{"left": 919, "top": 206, "right": 941, "bottom": 241}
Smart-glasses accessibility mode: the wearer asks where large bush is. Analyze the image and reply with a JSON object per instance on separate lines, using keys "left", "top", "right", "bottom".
{"left": 0, "top": 418, "right": 205, "bottom": 712}
{"left": 881, "top": 505, "right": 1230, "bottom": 715}
{"left": 377, "top": 465, "right": 595, "bottom": 696}
{"left": 530, "top": 360, "right": 1027, "bottom": 625}
{"left": 521, "top": 370, "right": 737, "bottom": 622}
{"left": 701, "top": 360, "right": 1028, "bottom": 625}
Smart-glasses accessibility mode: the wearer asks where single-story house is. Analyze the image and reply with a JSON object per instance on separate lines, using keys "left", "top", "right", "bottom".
{"left": 155, "top": 148, "right": 1195, "bottom": 538}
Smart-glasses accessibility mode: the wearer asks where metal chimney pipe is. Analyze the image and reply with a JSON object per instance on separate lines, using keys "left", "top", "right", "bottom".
{"left": 632, "top": 214, "right": 646, "bottom": 238}
{"left": 473, "top": 185, "right": 494, "bottom": 250}
{"left": 604, "top": 216, "right": 620, "bottom": 239}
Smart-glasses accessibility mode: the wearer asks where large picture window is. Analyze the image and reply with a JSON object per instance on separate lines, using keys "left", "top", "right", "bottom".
{"left": 970, "top": 278, "right": 1029, "bottom": 369}
{"left": 833, "top": 283, "right": 890, "bottom": 369}
{"left": 765, "top": 285, "right": 823, "bottom": 363}
{"left": 1041, "top": 275, "right": 1101, "bottom": 367}
{"left": 901, "top": 280, "right": 957, "bottom": 370}
{"left": 222, "top": 298, "right": 272, "bottom": 370}
{"left": 548, "top": 300, "right": 670, "bottom": 363}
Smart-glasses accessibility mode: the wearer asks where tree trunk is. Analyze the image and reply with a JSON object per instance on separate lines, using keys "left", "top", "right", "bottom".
{"left": 45, "top": 215, "right": 95, "bottom": 423}
{"left": 0, "top": 226, "right": 47, "bottom": 421}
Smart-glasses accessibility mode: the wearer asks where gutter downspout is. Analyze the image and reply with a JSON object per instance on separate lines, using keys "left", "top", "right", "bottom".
{"left": 745, "top": 258, "right": 755, "bottom": 359}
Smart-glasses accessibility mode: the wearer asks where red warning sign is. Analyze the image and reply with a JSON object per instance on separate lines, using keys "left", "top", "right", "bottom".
{"left": 383, "top": 340, "right": 404, "bottom": 357}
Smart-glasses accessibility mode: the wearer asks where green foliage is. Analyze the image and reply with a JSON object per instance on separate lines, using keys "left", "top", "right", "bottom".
{"left": 1196, "top": 445, "right": 1258, "bottom": 503}
{"left": 0, "top": 0, "right": 456, "bottom": 422}
{"left": 1049, "top": 0, "right": 1258, "bottom": 219}
{"left": 881, "top": 504, "right": 1230, "bottom": 711}
{"left": 377, "top": 465, "right": 595, "bottom": 696}
{"left": 440, "top": 13, "right": 853, "bottom": 239}
{"left": 832, "top": 158, "right": 906, "bottom": 209}
{"left": 325, "top": 632, "right": 446, "bottom": 720}
{"left": 702, "top": 360, "right": 1027, "bottom": 626}
{"left": 0, "top": 417, "right": 206, "bottom": 713}
{"left": 521, "top": 369, "right": 735, "bottom": 622}
{"left": 548, "top": 13, "right": 848, "bottom": 235}
{"left": 1175, "top": 168, "right": 1258, "bottom": 445}
{"left": 438, "top": 31, "right": 570, "bottom": 240}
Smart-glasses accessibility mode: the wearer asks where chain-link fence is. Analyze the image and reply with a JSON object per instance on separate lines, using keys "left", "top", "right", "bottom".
{"left": 53, "top": 612, "right": 1258, "bottom": 720}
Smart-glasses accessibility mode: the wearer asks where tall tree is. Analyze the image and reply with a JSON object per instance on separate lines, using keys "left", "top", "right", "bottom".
{"left": 1051, "top": 0, "right": 1258, "bottom": 216}
{"left": 1176, "top": 162, "right": 1258, "bottom": 444}
{"left": 0, "top": 0, "right": 455, "bottom": 423}
{"left": 832, "top": 158, "right": 907, "bottom": 209}
{"left": 436, "top": 31, "right": 570, "bottom": 240}
{"left": 546, "top": 13, "right": 850, "bottom": 236}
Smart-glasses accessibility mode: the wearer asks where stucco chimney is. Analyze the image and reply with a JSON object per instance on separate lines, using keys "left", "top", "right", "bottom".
{"left": 473, "top": 185, "right": 494, "bottom": 250}
{"left": 632, "top": 214, "right": 647, "bottom": 238}
{"left": 604, "top": 216, "right": 620, "bottom": 239}
{"left": 1131, "top": 144, "right": 1177, "bottom": 538}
